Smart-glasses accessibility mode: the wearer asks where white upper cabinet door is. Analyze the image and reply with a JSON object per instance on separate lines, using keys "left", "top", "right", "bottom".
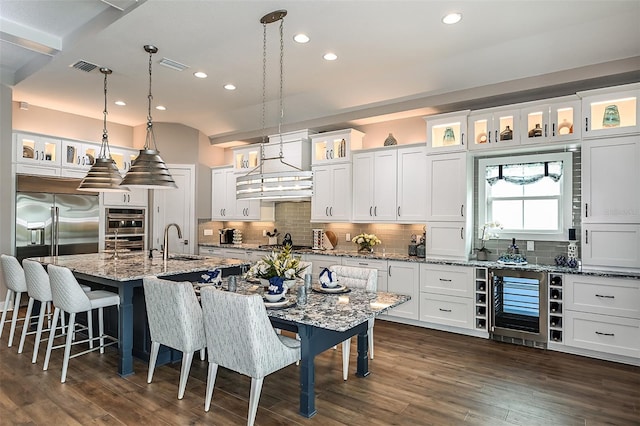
{"left": 312, "top": 163, "right": 352, "bottom": 222}
{"left": 311, "top": 128, "right": 364, "bottom": 165}
{"left": 233, "top": 145, "right": 260, "bottom": 172}
{"left": 211, "top": 167, "right": 235, "bottom": 220}
{"left": 424, "top": 111, "right": 469, "bottom": 153}
{"left": 396, "top": 145, "right": 427, "bottom": 223}
{"left": 110, "top": 147, "right": 138, "bottom": 174}
{"left": 468, "top": 108, "right": 520, "bottom": 151}
{"left": 103, "top": 187, "right": 147, "bottom": 207}
{"left": 372, "top": 150, "right": 398, "bottom": 221}
{"left": 520, "top": 97, "right": 581, "bottom": 145}
{"left": 61, "top": 140, "right": 98, "bottom": 170}
{"left": 426, "top": 152, "right": 469, "bottom": 222}
{"left": 582, "top": 136, "right": 640, "bottom": 224}
{"left": 352, "top": 152, "right": 376, "bottom": 221}
{"left": 579, "top": 83, "right": 640, "bottom": 139}
{"left": 15, "top": 133, "right": 61, "bottom": 166}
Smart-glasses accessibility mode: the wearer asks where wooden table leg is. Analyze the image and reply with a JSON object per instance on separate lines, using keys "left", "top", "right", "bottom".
{"left": 118, "top": 284, "right": 134, "bottom": 377}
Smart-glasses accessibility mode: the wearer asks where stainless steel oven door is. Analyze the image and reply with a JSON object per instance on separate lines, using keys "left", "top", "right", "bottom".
{"left": 106, "top": 208, "right": 145, "bottom": 235}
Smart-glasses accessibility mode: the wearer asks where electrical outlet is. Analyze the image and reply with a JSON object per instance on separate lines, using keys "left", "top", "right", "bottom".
{"left": 345, "top": 233, "right": 350, "bottom": 241}
{"left": 262, "top": 230, "right": 267, "bottom": 237}
{"left": 203, "top": 229, "right": 213, "bottom": 236}
{"left": 527, "top": 241, "right": 535, "bottom": 251}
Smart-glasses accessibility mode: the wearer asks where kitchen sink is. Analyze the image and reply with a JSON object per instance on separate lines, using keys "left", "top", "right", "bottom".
{"left": 169, "top": 255, "right": 204, "bottom": 261}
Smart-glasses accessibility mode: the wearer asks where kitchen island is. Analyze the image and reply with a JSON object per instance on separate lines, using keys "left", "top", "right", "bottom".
{"left": 33, "top": 252, "right": 249, "bottom": 376}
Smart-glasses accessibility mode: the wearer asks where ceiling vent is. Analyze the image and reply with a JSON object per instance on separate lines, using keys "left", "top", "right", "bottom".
{"left": 70, "top": 60, "right": 98, "bottom": 73}
{"left": 159, "top": 57, "right": 189, "bottom": 72}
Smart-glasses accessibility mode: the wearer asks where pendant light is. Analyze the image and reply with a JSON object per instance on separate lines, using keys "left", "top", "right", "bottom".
{"left": 235, "top": 10, "right": 313, "bottom": 201}
{"left": 78, "top": 68, "right": 129, "bottom": 192}
{"left": 120, "top": 45, "right": 177, "bottom": 189}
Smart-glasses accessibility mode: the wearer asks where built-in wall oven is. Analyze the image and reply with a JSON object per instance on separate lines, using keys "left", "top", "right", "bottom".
{"left": 105, "top": 208, "right": 145, "bottom": 251}
{"left": 489, "top": 269, "right": 548, "bottom": 348}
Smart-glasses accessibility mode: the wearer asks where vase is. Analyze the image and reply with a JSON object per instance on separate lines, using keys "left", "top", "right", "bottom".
{"left": 477, "top": 250, "right": 488, "bottom": 261}
{"left": 528, "top": 123, "right": 543, "bottom": 138}
{"left": 442, "top": 127, "right": 456, "bottom": 145}
{"left": 500, "top": 125, "right": 513, "bottom": 141}
{"left": 602, "top": 105, "right": 620, "bottom": 128}
{"left": 358, "top": 244, "right": 373, "bottom": 253}
{"left": 384, "top": 133, "right": 397, "bottom": 146}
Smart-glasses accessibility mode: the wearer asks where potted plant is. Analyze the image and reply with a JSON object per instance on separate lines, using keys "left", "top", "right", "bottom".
{"left": 245, "top": 245, "right": 306, "bottom": 294}
{"left": 475, "top": 222, "right": 502, "bottom": 261}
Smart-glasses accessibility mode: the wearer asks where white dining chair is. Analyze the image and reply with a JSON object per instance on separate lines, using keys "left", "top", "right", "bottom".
{"left": 43, "top": 264, "right": 120, "bottom": 383}
{"left": 329, "top": 264, "right": 377, "bottom": 380}
{"left": 143, "top": 276, "right": 206, "bottom": 400}
{"left": 200, "top": 288, "right": 300, "bottom": 426}
{"left": 0, "top": 254, "right": 28, "bottom": 348}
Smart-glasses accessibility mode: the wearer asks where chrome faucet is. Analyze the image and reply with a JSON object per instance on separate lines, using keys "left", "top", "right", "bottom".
{"left": 163, "top": 223, "right": 183, "bottom": 262}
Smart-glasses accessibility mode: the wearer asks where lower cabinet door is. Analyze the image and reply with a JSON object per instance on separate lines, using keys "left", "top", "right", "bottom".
{"left": 564, "top": 310, "right": 640, "bottom": 358}
{"left": 425, "top": 221, "right": 469, "bottom": 259}
{"left": 419, "top": 293, "right": 474, "bottom": 329}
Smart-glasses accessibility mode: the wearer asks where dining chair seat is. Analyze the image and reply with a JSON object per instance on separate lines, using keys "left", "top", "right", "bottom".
{"left": 143, "top": 276, "right": 206, "bottom": 400}
{"left": 200, "top": 288, "right": 300, "bottom": 426}
{"left": 43, "top": 264, "right": 119, "bottom": 383}
{"left": 0, "top": 255, "right": 28, "bottom": 348}
{"left": 329, "top": 264, "right": 377, "bottom": 380}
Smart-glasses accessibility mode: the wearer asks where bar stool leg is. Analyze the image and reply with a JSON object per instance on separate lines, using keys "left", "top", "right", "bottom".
{"left": 18, "top": 297, "right": 35, "bottom": 353}
{"left": 148, "top": 341, "right": 160, "bottom": 383}
{"left": 61, "top": 312, "right": 76, "bottom": 383}
{"left": 32, "top": 304, "right": 48, "bottom": 364}
{"left": 87, "top": 310, "right": 93, "bottom": 349}
{"left": 43, "top": 307, "right": 61, "bottom": 371}
{"left": 98, "top": 307, "right": 105, "bottom": 354}
{"left": 8, "top": 291, "right": 23, "bottom": 347}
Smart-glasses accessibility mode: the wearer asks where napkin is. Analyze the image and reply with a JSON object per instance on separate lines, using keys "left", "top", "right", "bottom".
{"left": 268, "top": 276, "right": 287, "bottom": 295}
{"left": 200, "top": 269, "right": 222, "bottom": 285}
{"left": 319, "top": 267, "right": 338, "bottom": 288}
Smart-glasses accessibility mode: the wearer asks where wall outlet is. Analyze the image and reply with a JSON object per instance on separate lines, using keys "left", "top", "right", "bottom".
{"left": 203, "top": 229, "right": 213, "bottom": 236}
{"left": 345, "top": 233, "right": 350, "bottom": 241}
{"left": 527, "top": 241, "right": 535, "bottom": 251}
{"left": 262, "top": 229, "right": 267, "bottom": 237}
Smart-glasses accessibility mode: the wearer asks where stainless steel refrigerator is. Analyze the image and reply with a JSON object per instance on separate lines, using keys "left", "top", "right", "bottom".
{"left": 16, "top": 176, "right": 99, "bottom": 261}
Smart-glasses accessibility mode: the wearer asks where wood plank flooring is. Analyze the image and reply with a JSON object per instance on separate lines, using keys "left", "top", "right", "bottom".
{"left": 1, "top": 318, "right": 638, "bottom": 425}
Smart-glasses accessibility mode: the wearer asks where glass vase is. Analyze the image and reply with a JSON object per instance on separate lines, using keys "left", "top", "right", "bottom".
{"left": 358, "top": 244, "right": 373, "bottom": 253}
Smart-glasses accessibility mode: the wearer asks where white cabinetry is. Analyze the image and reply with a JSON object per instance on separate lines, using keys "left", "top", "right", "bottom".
{"left": 110, "top": 147, "right": 138, "bottom": 174}
{"left": 304, "top": 254, "right": 341, "bottom": 278}
{"left": 60, "top": 140, "right": 98, "bottom": 171}
{"left": 424, "top": 111, "right": 469, "bottom": 153}
{"left": 341, "top": 257, "right": 388, "bottom": 293}
{"left": 468, "top": 107, "right": 520, "bottom": 151}
{"left": 211, "top": 167, "right": 273, "bottom": 221}
{"left": 311, "top": 129, "right": 363, "bottom": 165}
{"left": 263, "top": 130, "right": 314, "bottom": 173}
{"left": 103, "top": 188, "right": 148, "bottom": 207}
{"left": 425, "top": 152, "right": 471, "bottom": 259}
{"left": 14, "top": 133, "right": 62, "bottom": 176}
{"left": 579, "top": 83, "right": 640, "bottom": 139}
{"left": 563, "top": 275, "right": 640, "bottom": 360}
{"left": 396, "top": 145, "right": 427, "bottom": 223}
{"left": 233, "top": 145, "right": 260, "bottom": 172}
{"left": 352, "top": 149, "right": 397, "bottom": 222}
{"left": 311, "top": 163, "right": 352, "bottom": 222}
{"left": 386, "top": 261, "right": 419, "bottom": 320}
{"left": 520, "top": 97, "right": 581, "bottom": 145}
{"left": 419, "top": 264, "right": 474, "bottom": 330}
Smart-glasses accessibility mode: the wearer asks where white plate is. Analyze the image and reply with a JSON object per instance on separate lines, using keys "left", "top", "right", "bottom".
{"left": 315, "top": 284, "right": 347, "bottom": 293}
{"left": 263, "top": 297, "right": 289, "bottom": 307}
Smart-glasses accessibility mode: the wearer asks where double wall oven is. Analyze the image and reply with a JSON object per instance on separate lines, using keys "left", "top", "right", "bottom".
{"left": 105, "top": 208, "right": 145, "bottom": 252}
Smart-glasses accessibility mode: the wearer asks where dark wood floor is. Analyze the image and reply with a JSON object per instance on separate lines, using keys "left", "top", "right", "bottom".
{"left": 1, "top": 318, "right": 638, "bottom": 425}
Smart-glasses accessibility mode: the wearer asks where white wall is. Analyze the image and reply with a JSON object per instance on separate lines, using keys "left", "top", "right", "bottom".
{"left": 1, "top": 85, "right": 14, "bottom": 302}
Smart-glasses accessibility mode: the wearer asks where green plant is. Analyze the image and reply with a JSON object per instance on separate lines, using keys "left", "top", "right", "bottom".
{"left": 245, "top": 245, "right": 305, "bottom": 280}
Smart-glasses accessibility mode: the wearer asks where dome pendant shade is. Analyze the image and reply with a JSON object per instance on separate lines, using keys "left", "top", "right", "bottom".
{"left": 78, "top": 157, "right": 128, "bottom": 192}
{"left": 119, "top": 148, "right": 177, "bottom": 189}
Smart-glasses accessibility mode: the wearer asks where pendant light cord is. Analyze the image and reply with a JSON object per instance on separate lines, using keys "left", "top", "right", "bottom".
{"left": 101, "top": 69, "right": 110, "bottom": 159}
{"left": 278, "top": 17, "right": 284, "bottom": 158}
{"left": 144, "top": 45, "right": 158, "bottom": 151}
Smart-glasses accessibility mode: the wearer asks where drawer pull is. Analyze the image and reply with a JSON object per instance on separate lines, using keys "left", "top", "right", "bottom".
{"left": 438, "top": 308, "right": 452, "bottom": 312}
{"left": 595, "top": 331, "right": 615, "bottom": 336}
{"left": 439, "top": 278, "right": 452, "bottom": 282}
{"left": 595, "top": 294, "right": 614, "bottom": 299}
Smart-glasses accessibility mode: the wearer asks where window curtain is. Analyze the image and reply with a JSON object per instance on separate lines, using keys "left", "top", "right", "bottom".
{"left": 486, "top": 161, "right": 563, "bottom": 186}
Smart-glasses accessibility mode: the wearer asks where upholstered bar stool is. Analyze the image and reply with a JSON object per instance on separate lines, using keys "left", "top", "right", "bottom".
{"left": 0, "top": 254, "right": 28, "bottom": 348}
{"left": 43, "top": 264, "right": 119, "bottom": 383}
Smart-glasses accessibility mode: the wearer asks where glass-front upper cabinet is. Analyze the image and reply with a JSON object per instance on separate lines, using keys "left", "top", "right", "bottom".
{"left": 233, "top": 145, "right": 260, "bottom": 172}
{"left": 579, "top": 83, "right": 640, "bottom": 139}
{"left": 61, "top": 140, "right": 98, "bottom": 170}
{"left": 424, "top": 110, "right": 469, "bottom": 153}
{"left": 520, "top": 96, "right": 581, "bottom": 145}
{"left": 468, "top": 107, "right": 519, "bottom": 151}
{"left": 110, "top": 147, "right": 139, "bottom": 173}
{"left": 15, "top": 133, "right": 61, "bottom": 166}
{"left": 310, "top": 128, "right": 364, "bottom": 165}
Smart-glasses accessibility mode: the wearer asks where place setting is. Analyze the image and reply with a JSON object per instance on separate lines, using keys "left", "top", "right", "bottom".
{"left": 263, "top": 277, "right": 296, "bottom": 309}
{"left": 312, "top": 268, "right": 350, "bottom": 294}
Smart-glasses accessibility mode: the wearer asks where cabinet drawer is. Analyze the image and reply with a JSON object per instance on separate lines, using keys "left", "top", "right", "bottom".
{"left": 565, "top": 275, "right": 640, "bottom": 319}
{"left": 419, "top": 264, "right": 473, "bottom": 297}
{"left": 419, "top": 293, "right": 473, "bottom": 329}
{"left": 565, "top": 311, "right": 640, "bottom": 358}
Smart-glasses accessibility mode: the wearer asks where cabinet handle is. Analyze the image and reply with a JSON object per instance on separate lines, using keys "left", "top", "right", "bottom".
{"left": 585, "top": 117, "right": 588, "bottom": 132}
{"left": 585, "top": 229, "right": 588, "bottom": 244}
{"left": 123, "top": 194, "right": 127, "bottom": 203}
{"left": 330, "top": 149, "right": 334, "bottom": 159}
{"left": 439, "top": 308, "right": 452, "bottom": 312}
{"left": 77, "top": 156, "right": 81, "bottom": 165}
{"left": 461, "top": 133, "right": 464, "bottom": 145}
{"left": 488, "top": 131, "right": 491, "bottom": 143}
{"left": 358, "top": 262, "right": 369, "bottom": 266}
{"left": 460, "top": 204, "right": 464, "bottom": 217}
{"left": 460, "top": 227, "right": 464, "bottom": 239}
{"left": 494, "top": 130, "right": 498, "bottom": 142}
{"left": 397, "top": 206, "right": 400, "bottom": 217}
{"left": 595, "top": 331, "right": 614, "bottom": 336}
{"left": 388, "top": 265, "right": 391, "bottom": 277}
{"left": 329, "top": 206, "right": 333, "bottom": 216}
{"left": 550, "top": 123, "right": 554, "bottom": 137}
{"left": 127, "top": 194, "right": 131, "bottom": 203}
{"left": 585, "top": 203, "right": 588, "bottom": 218}
{"left": 374, "top": 206, "right": 377, "bottom": 216}
{"left": 369, "top": 206, "right": 373, "bottom": 217}
{"left": 595, "top": 294, "right": 615, "bottom": 299}
{"left": 326, "top": 206, "right": 329, "bottom": 216}
{"left": 439, "top": 278, "right": 452, "bottom": 282}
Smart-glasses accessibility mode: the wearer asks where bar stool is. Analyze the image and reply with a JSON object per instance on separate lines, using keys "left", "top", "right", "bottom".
{"left": 43, "top": 264, "right": 120, "bottom": 383}
{"left": 0, "top": 254, "right": 28, "bottom": 348}
{"left": 18, "top": 259, "right": 65, "bottom": 363}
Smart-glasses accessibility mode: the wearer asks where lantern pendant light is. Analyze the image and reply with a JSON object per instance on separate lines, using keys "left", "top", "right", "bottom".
{"left": 120, "top": 45, "right": 177, "bottom": 189}
{"left": 78, "top": 67, "right": 129, "bottom": 192}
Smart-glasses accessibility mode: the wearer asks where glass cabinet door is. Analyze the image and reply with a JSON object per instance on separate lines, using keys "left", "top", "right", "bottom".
{"left": 581, "top": 84, "right": 639, "bottom": 138}
{"left": 550, "top": 101, "right": 581, "bottom": 142}
{"left": 469, "top": 109, "right": 519, "bottom": 150}
{"left": 424, "top": 111, "right": 469, "bottom": 153}
{"left": 310, "top": 129, "right": 364, "bottom": 165}
{"left": 16, "top": 134, "right": 60, "bottom": 165}
{"left": 233, "top": 146, "right": 260, "bottom": 171}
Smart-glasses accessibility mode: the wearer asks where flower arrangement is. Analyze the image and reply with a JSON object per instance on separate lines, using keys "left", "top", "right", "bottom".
{"left": 475, "top": 222, "right": 502, "bottom": 255}
{"left": 352, "top": 233, "right": 382, "bottom": 252}
{"left": 245, "top": 245, "right": 305, "bottom": 281}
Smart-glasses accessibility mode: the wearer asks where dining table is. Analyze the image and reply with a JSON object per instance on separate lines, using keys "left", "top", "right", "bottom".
{"left": 196, "top": 278, "right": 411, "bottom": 418}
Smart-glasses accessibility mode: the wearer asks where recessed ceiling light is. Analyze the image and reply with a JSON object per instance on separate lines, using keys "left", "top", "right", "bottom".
{"left": 224, "top": 84, "right": 236, "bottom": 91}
{"left": 293, "top": 33, "right": 310, "bottom": 43}
{"left": 323, "top": 52, "right": 337, "bottom": 61}
{"left": 194, "top": 71, "right": 207, "bottom": 78}
{"left": 114, "top": 100, "right": 126, "bottom": 106}
{"left": 442, "top": 12, "right": 462, "bottom": 24}
{"left": 155, "top": 105, "right": 166, "bottom": 111}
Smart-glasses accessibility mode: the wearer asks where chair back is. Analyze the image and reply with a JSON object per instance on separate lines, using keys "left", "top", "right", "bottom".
{"left": 200, "top": 288, "right": 294, "bottom": 378}
{"left": 329, "top": 265, "right": 377, "bottom": 292}
{"left": 22, "top": 260, "right": 53, "bottom": 302}
{"left": 142, "top": 277, "right": 205, "bottom": 353}
{"left": 0, "top": 254, "right": 27, "bottom": 293}
{"left": 47, "top": 264, "right": 92, "bottom": 313}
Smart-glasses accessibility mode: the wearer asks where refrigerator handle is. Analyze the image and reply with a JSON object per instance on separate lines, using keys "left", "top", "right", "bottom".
{"left": 51, "top": 206, "right": 60, "bottom": 256}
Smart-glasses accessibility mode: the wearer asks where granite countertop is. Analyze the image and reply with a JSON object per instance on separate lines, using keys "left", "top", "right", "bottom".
{"left": 197, "top": 279, "right": 411, "bottom": 333}
{"left": 199, "top": 243, "right": 640, "bottom": 280}
{"left": 32, "top": 252, "right": 248, "bottom": 282}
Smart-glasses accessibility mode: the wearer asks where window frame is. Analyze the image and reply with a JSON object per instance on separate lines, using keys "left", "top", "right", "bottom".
{"left": 477, "top": 152, "right": 573, "bottom": 242}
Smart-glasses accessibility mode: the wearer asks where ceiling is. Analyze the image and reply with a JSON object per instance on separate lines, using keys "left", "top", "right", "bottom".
{"left": 2, "top": 0, "right": 639, "bottom": 145}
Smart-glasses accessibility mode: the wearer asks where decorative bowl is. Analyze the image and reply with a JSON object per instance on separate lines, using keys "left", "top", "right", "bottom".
{"left": 265, "top": 292, "right": 285, "bottom": 302}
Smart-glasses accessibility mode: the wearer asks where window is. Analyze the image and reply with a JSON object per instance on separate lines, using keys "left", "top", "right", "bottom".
{"left": 478, "top": 152, "right": 572, "bottom": 241}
